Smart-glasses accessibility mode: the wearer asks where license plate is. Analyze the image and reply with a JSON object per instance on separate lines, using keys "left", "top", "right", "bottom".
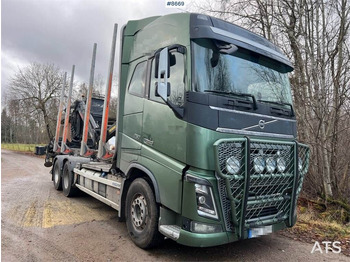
{"left": 248, "top": 225, "right": 273, "bottom": 238}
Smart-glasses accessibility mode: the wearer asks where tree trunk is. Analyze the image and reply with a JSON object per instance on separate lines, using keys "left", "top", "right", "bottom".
{"left": 41, "top": 106, "right": 53, "bottom": 143}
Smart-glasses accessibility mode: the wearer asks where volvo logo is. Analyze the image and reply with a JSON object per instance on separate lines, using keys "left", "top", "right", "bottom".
{"left": 243, "top": 119, "right": 278, "bottom": 131}
{"left": 258, "top": 120, "right": 265, "bottom": 129}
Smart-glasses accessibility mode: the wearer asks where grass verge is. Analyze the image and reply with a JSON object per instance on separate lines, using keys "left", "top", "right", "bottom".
{"left": 1, "top": 143, "right": 45, "bottom": 153}
{"left": 280, "top": 198, "right": 350, "bottom": 256}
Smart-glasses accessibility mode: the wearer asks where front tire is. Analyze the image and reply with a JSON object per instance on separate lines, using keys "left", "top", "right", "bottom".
{"left": 126, "top": 178, "right": 163, "bottom": 249}
{"left": 62, "top": 162, "right": 78, "bottom": 197}
{"left": 53, "top": 160, "right": 62, "bottom": 190}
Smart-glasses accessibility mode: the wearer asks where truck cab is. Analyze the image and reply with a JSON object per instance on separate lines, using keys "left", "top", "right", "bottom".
{"left": 48, "top": 13, "right": 310, "bottom": 249}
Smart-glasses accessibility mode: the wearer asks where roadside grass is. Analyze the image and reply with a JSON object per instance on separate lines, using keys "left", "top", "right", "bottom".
{"left": 280, "top": 198, "right": 350, "bottom": 256}
{"left": 1, "top": 143, "right": 45, "bottom": 153}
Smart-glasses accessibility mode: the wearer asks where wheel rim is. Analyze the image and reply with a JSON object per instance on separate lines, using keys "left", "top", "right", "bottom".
{"left": 63, "top": 169, "right": 69, "bottom": 189}
{"left": 54, "top": 165, "right": 59, "bottom": 184}
{"left": 131, "top": 193, "right": 148, "bottom": 230}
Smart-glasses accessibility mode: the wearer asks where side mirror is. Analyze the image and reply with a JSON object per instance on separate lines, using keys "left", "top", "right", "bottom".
{"left": 155, "top": 51, "right": 170, "bottom": 79}
{"left": 214, "top": 40, "right": 238, "bottom": 55}
{"left": 155, "top": 82, "right": 171, "bottom": 97}
{"left": 157, "top": 47, "right": 170, "bottom": 101}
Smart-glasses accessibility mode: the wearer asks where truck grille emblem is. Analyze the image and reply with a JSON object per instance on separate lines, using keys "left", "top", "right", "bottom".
{"left": 258, "top": 120, "right": 265, "bottom": 129}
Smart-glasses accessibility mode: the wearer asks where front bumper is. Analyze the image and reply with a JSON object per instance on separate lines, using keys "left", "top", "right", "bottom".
{"left": 174, "top": 221, "right": 288, "bottom": 247}
{"left": 177, "top": 230, "right": 230, "bottom": 247}
{"left": 159, "top": 137, "right": 309, "bottom": 247}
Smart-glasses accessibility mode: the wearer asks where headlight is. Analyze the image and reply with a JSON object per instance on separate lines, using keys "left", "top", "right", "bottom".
{"left": 185, "top": 174, "right": 218, "bottom": 220}
{"left": 226, "top": 156, "right": 240, "bottom": 174}
{"left": 298, "top": 157, "right": 303, "bottom": 172}
{"left": 253, "top": 156, "right": 265, "bottom": 173}
{"left": 266, "top": 157, "right": 276, "bottom": 173}
{"left": 194, "top": 184, "right": 218, "bottom": 219}
{"left": 277, "top": 158, "right": 286, "bottom": 172}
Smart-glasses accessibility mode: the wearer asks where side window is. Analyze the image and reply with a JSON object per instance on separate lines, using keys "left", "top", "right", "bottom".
{"left": 150, "top": 51, "right": 185, "bottom": 107}
{"left": 129, "top": 61, "right": 147, "bottom": 97}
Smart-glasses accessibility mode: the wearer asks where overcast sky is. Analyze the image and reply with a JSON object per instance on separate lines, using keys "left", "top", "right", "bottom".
{"left": 1, "top": 0, "right": 189, "bottom": 101}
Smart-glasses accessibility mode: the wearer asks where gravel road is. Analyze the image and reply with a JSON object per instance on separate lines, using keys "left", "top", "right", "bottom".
{"left": 1, "top": 149, "right": 349, "bottom": 261}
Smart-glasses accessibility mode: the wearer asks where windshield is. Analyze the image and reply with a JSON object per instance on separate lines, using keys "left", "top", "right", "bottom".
{"left": 192, "top": 39, "right": 293, "bottom": 105}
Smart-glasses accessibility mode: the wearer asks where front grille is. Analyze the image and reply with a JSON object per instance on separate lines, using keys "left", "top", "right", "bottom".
{"left": 246, "top": 142, "right": 294, "bottom": 226}
{"left": 215, "top": 138, "right": 309, "bottom": 233}
{"left": 246, "top": 205, "right": 279, "bottom": 220}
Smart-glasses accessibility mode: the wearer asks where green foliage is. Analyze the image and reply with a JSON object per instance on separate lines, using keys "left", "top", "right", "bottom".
{"left": 281, "top": 200, "right": 350, "bottom": 256}
{"left": 1, "top": 143, "right": 45, "bottom": 153}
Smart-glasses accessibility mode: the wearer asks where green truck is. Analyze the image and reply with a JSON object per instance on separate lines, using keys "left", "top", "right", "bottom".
{"left": 45, "top": 13, "right": 310, "bottom": 249}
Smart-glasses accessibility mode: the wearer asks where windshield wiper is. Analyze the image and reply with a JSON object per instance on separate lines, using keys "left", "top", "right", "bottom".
{"left": 204, "top": 90, "right": 257, "bottom": 110}
{"left": 257, "top": 99, "right": 294, "bottom": 116}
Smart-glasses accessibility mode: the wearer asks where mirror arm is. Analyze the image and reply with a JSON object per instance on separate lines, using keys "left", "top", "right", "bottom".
{"left": 167, "top": 100, "right": 184, "bottom": 118}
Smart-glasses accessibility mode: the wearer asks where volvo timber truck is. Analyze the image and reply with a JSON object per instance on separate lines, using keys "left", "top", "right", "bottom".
{"left": 45, "top": 13, "right": 310, "bottom": 249}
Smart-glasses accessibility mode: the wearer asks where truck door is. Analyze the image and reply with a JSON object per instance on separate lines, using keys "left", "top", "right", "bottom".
{"left": 142, "top": 49, "right": 186, "bottom": 162}
{"left": 141, "top": 48, "right": 187, "bottom": 213}
{"left": 121, "top": 60, "right": 147, "bottom": 165}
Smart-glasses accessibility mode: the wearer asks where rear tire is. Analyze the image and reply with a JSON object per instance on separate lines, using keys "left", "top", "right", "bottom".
{"left": 62, "top": 162, "right": 78, "bottom": 197}
{"left": 53, "top": 160, "right": 62, "bottom": 191}
{"left": 126, "top": 178, "right": 163, "bottom": 249}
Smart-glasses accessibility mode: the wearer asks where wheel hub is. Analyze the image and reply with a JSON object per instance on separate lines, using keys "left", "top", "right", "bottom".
{"left": 131, "top": 194, "right": 147, "bottom": 229}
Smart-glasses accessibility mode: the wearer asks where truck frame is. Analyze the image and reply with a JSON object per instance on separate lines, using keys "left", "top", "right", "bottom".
{"left": 45, "top": 13, "right": 310, "bottom": 249}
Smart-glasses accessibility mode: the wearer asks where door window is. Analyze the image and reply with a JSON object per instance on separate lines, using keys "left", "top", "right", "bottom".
{"left": 129, "top": 61, "right": 147, "bottom": 97}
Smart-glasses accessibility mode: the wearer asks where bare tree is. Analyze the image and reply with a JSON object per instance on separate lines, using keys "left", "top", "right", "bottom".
{"left": 1, "top": 108, "right": 12, "bottom": 143}
{"left": 9, "top": 63, "right": 63, "bottom": 142}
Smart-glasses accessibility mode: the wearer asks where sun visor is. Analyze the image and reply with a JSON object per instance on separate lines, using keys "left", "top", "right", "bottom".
{"left": 190, "top": 14, "right": 293, "bottom": 72}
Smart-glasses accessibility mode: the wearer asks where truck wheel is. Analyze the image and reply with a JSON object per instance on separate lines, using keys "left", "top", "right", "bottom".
{"left": 126, "top": 178, "right": 163, "bottom": 249}
{"left": 62, "top": 162, "right": 78, "bottom": 197}
{"left": 53, "top": 160, "right": 62, "bottom": 190}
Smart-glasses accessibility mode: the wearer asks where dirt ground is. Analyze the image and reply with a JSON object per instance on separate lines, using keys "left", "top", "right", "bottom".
{"left": 1, "top": 149, "right": 349, "bottom": 261}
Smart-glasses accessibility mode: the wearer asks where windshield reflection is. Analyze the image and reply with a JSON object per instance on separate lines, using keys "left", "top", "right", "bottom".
{"left": 192, "top": 39, "right": 293, "bottom": 105}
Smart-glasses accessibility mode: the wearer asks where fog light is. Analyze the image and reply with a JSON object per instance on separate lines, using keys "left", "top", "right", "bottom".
{"left": 277, "top": 158, "right": 286, "bottom": 172}
{"left": 266, "top": 157, "right": 276, "bottom": 173}
{"left": 190, "top": 221, "right": 222, "bottom": 234}
{"left": 198, "top": 196, "right": 206, "bottom": 204}
{"left": 226, "top": 156, "right": 240, "bottom": 174}
{"left": 253, "top": 156, "right": 265, "bottom": 173}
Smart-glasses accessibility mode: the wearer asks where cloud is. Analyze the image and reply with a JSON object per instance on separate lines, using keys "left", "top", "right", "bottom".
{"left": 1, "top": 0, "right": 181, "bottom": 100}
